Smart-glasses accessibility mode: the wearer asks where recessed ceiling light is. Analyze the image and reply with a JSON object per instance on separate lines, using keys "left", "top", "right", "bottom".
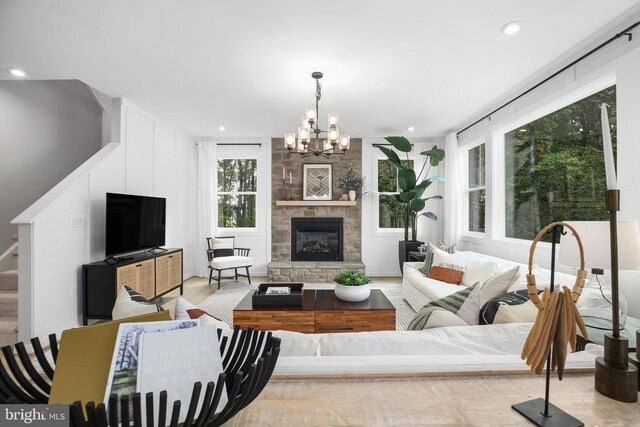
{"left": 8, "top": 67, "right": 27, "bottom": 77}
{"left": 501, "top": 21, "right": 522, "bottom": 35}
{"left": 407, "top": 126, "right": 415, "bottom": 132}
{"left": 218, "top": 126, "right": 226, "bottom": 131}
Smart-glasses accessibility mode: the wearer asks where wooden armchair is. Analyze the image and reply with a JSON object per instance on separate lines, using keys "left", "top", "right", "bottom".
{"left": 206, "top": 237, "right": 253, "bottom": 289}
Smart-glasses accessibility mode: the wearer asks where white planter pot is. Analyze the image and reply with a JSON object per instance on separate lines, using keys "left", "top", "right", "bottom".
{"left": 334, "top": 283, "right": 370, "bottom": 302}
{"left": 348, "top": 190, "right": 356, "bottom": 201}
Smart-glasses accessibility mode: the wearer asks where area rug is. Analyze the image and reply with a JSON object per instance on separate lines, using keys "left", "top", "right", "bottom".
{"left": 198, "top": 282, "right": 416, "bottom": 331}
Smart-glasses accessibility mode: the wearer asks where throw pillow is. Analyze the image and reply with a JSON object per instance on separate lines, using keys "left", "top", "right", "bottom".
{"left": 174, "top": 297, "right": 231, "bottom": 330}
{"left": 455, "top": 282, "right": 482, "bottom": 325}
{"left": 424, "top": 310, "right": 469, "bottom": 329}
{"left": 461, "top": 258, "right": 498, "bottom": 287}
{"left": 112, "top": 285, "right": 162, "bottom": 320}
{"left": 431, "top": 249, "right": 470, "bottom": 273}
{"left": 428, "top": 266, "right": 464, "bottom": 285}
{"left": 408, "top": 284, "right": 477, "bottom": 330}
{"left": 479, "top": 266, "right": 521, "bottom": 306}
{"left": 509, "top": 263, "right": 549, "bottom": 292}
{"left": 210, "top": 237, "right": 234, "bottom": 257}
{"left": 479, "top": 289, "right": 539, "bottom": 325}
{"left": 418, "top": 243, "right": 456, "bottom": 275}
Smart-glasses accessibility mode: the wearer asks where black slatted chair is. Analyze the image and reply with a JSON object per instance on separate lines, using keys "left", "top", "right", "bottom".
{"left": 0, "top": 326, "right": 280, "bottom": 427}
{"left": 206, "top": 237, "right": 253, "bottom": 289}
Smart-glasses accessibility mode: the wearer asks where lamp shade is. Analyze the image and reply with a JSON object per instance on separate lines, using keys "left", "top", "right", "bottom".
{"left": 558, "top": 221, "right": 640, "bottom": 270}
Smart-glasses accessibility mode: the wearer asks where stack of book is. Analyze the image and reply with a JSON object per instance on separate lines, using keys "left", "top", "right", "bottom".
{"left": 49, "top": 313, "right": 227, "bottom": 423}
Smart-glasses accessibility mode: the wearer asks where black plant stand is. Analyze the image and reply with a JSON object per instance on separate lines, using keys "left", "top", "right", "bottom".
{"left": 511, "top": 224, "right": 583, "bottom": 427}
{"left": 0, "top": 326, "right": 280, "bottom": 427}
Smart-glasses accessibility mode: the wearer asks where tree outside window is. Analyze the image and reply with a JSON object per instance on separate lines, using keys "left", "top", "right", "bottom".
{"left": 378, "top": 159, "right": 414, "bottom": 229}
{"left": 505, "top": 85, "right": 616, "bottom": 241}
{"left": 217, "top": 159, "right": 257, "bottom": 228}
{"left": 467, "top": 144, "right": 485, "bottom": 233}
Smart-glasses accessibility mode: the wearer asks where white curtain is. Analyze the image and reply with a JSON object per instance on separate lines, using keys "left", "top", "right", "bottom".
{"left": 196, "top": 141, "right": 217, "bottom": 277}
{"left": 444, "top": 132, "right": 463, "bottom": 246}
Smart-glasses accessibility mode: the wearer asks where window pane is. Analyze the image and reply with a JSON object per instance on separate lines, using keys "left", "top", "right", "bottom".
{"left": 217, "top": 195, "right": 256, "bottom": 228}
{"left": 217, "top": 159, "right": 257, "bottom": 192}
{"left": 377, "top": 159, "right": 414, "bottom": 192}
{"left": 469, "top": 144, "right": 485, "bottom": 188}
{"left": 505, "top": 85, "right": 616, "bottom": 241}
{"left": 468, "top": 190, "right": 485, "bottom": 233}
{"left": 379, "top": 196, "right": 404, "bottom": 229}
{"left": 378, "top": 160, "right": 398, "bottom": 192}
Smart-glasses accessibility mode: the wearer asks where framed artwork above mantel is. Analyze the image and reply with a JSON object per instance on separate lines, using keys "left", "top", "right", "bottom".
{"left": 303, "top": 163, "right": 332, "bottom": 201}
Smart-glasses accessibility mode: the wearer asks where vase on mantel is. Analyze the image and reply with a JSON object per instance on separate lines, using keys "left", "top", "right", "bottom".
{"left": 348, "top": 190, "right": 356, "bottom": 201}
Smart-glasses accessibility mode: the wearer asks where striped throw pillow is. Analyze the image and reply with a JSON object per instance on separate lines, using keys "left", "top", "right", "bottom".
{"left": 418, "top": 243, "right": 456, "bottom": 275}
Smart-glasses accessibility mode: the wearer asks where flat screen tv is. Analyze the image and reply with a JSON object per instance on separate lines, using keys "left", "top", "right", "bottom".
{"left": 105, "top": 193, "right": 166, "bottom": 257}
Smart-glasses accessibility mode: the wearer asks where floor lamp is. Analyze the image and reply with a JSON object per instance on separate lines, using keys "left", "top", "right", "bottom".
{"left": 560, "top": 103, "right": 640, "bottom": 402}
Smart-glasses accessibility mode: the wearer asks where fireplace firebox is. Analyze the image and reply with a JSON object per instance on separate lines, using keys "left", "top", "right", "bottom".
{"left": 291, "top": 218, "right": 343, "bottom": 261}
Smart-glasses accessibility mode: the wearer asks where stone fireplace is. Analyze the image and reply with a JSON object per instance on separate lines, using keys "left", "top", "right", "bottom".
{"left": 267, "top": 137, "right": 365, "bottom": 281}
{"left": 291, "top": 217, "right": 343, "bottom": 262}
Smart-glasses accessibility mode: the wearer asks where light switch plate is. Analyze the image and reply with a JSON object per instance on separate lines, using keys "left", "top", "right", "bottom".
{"left": 71, "top": 215, "right": 87, "bottom": 227}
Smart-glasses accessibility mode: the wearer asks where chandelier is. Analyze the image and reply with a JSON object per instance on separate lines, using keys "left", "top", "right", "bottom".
{"left": 284, "top": 71, "right": 350, "bottom": 157}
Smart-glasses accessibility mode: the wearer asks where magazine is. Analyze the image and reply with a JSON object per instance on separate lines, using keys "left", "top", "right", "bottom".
{"left": 103, "top": 319, "right": 199, "bottom": 407}
{"left": 137, "top": 325, "right": 228, "bottom": 422}
{"left": 265, "top": 286, "right": 290, "bottom": 295}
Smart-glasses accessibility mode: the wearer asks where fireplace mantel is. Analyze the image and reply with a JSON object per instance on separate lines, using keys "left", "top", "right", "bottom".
{"left": 275, "top": 200, "right": 356, "bottom": 207}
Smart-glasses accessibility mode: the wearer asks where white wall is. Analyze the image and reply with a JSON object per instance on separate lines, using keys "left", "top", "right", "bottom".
{"left": 361, "top": 138, "right": 445, "bottom": 276}
{"left": 13, "top": 99, "right": 197, "bottom": 341}
{"left": 456, "top": 19, "right": 640, "bottom": 316}
{"left": 0, "top": 80, "right": 103, "bottom": 253}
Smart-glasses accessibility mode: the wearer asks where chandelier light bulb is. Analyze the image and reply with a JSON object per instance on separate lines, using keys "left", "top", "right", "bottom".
{"left": 328, "top": 112, "right": 338, "bottom": 127}
{"left": 329, "top": 128, "right": 339, "bottom": 142}
{"left": 306, "top": 106, "right": 316, "bottom": 123}
{"left": 284, "top": 132, "right": 296, "bottom": 149}
{"left": 301, "top": 117, "right": 311, "bottom": 129}
{"left": 339, "top": 135, "right": 351, "bottom": 150}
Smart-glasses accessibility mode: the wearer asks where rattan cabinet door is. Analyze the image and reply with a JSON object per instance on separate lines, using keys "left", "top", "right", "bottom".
{"left": 116, "top": 259, "right": 155, "bottom": 300}
{"left": 155, "top": 251, "right": 182, "bottom": 295}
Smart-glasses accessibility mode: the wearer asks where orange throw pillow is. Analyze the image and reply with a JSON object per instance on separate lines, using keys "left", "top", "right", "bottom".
{"left": 186, "top": 308, "right": 224, "bottom": 322}
{"left": 427, "top": 266, "right": 464, "bottom": 285}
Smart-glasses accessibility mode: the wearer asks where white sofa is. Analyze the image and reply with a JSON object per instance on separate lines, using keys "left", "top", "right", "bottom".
{"left": 258, "top": 323, "right": 600, "bottom": 376}
{"left": 402, "top": 251, "right": 577, "bottom": 312}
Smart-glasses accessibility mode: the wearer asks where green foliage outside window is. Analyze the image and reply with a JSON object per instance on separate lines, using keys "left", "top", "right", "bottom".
{"left": 378, "top": 159, "right": 413, "bottom": 229}
{"left": 217, "top": 159, "right": 257, "bottom": 228}
{"left": 505, "top": 85, "right": 616, "bottom": 241}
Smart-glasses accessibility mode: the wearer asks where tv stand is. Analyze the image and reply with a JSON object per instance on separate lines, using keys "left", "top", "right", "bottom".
{"left": 82, "top": 248, "right": 183, "bottom": 325}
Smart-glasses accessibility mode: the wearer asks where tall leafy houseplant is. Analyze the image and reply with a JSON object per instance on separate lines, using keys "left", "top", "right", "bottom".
{"left": 376, "top": 136, "right": 445, "bottom": 241}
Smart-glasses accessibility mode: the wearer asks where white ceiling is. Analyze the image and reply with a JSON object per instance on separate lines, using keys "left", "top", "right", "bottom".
{"left": 1, "top": 0, "right": 639, "bottom": 138}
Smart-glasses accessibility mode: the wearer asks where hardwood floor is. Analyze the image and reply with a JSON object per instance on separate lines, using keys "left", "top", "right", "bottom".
{"left": 227, "top": 373, "right": 640, "bottom": 426}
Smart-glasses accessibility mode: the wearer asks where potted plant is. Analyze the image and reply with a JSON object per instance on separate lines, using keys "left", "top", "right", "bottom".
{"left": 338, "top": 166, "right": 365, "bottom": 201}
{"left": 375, "top": 136, "right": 445, "bottom": 271}
{"left": 333, "top": 270, "right": 372, "bottom": 302}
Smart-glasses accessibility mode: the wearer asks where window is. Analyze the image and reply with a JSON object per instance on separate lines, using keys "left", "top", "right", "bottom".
{"left": 377, "top": 159, "right": 414, "bottom": 229}
{"left": 504, "top": 85, "right": 616, "bottom": 241}
{"left": 217, "top": 158, "right": 257, "bottom": 228}
{"left": 467, "top": 144, "right": 486, "bottom": 233}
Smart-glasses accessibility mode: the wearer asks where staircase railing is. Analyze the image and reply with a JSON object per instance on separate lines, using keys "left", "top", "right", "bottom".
{"left": 0, "top": 242, "right": 18, "bottom": 272}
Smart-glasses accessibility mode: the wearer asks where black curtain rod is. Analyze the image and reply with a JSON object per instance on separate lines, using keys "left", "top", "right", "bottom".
{"left": 457, "top": 20, "right": 640, "bottom": 136}
{"left": 196, "top": 142, "right": 261, "bottom": 146}
{"left": 372, "top": 143, "right": 415, "bottom": 147}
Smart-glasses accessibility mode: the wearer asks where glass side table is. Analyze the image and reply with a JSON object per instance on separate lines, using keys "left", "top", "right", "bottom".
{"left": 577, "top": 309, "right": 639, "bottom": 352}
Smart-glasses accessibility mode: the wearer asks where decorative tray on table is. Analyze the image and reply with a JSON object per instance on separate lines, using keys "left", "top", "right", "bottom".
{"left": 252, "top": 283, "right": 304, "bottom": 306}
